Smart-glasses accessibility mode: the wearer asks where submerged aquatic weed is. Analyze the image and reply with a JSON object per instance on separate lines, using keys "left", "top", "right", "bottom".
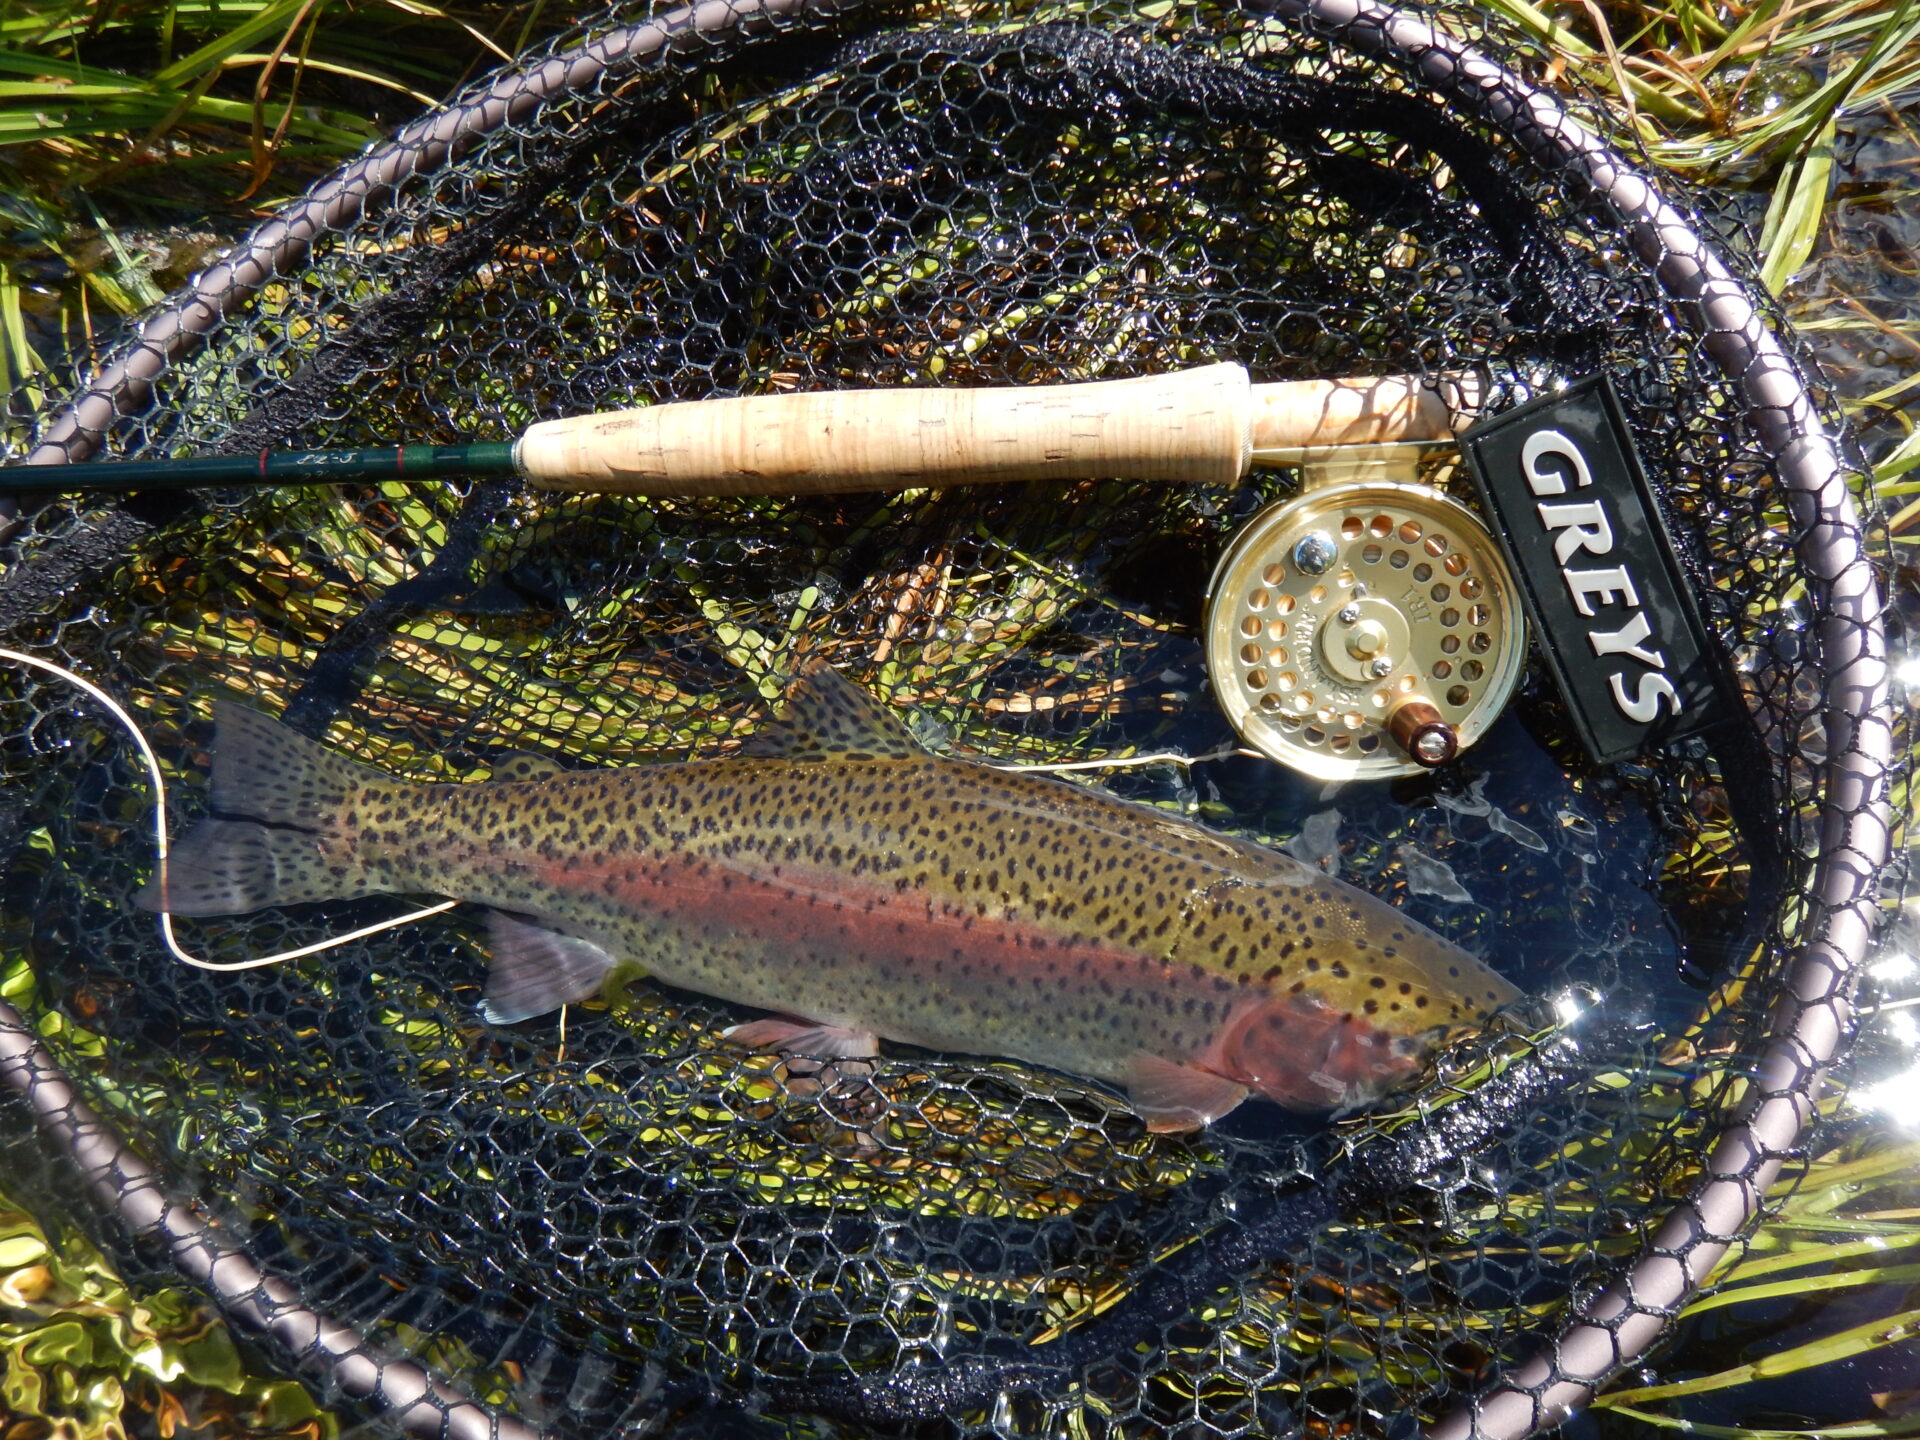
{"left": 0, "top": 1207, "right": 336, "bottom": 1439}
{"left": 0, "top": 954, "right": 335, "bottom": 1438}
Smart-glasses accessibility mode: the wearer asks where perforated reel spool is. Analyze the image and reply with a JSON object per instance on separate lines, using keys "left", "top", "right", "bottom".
{"left": 1205, "top": 480, "right": 1527, "bottom": 779}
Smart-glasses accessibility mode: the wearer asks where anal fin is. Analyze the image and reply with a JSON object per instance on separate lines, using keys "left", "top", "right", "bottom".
{"left": 481, "top": 911, "right": 619, "bottom": 1024}
{"left": 723, "top": 1017, "right": 879, "bottom": 1059}
{"left": 1123, "top": 1053, "right": 1250, "bottom": 1132}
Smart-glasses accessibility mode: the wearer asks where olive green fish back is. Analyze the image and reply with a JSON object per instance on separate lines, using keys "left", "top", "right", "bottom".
{"left": 0, "top": 3, "right": 1902, "bottom": 1439}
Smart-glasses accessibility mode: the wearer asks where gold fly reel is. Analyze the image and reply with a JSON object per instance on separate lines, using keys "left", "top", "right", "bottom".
{"left": 1205, "top": 477, "right": 1527, "bottom": 780}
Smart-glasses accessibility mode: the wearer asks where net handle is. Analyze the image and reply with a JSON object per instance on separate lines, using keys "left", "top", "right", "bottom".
{"left": 1259, "top": 3, "right": 1893, "bottom": 1437}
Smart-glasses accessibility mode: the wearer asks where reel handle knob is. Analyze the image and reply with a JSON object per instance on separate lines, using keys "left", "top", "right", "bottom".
{"left": 1386, "top": 698, "right": 1460, "bottom": 768}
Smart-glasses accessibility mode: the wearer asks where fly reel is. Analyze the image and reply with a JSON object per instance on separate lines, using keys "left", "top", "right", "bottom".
{"left": 1205, "top": 460, "right": 1527, "bottom": 781}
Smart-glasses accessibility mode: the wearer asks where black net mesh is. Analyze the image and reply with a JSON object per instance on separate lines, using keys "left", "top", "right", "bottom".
{"left": 0, "top": 1, "right": 1898, "bottom": 1436}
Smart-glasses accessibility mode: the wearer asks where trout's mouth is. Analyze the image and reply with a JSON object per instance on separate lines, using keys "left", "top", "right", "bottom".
{"left": 1348, "top": 1020, "right": 1517, "bottom": 1105}
{"left": 1307, "top": 1019, "right": 1512, "bottom": 1112}
{"left": 1419, "top": 1019, "right": 1493, "bottom": 1052}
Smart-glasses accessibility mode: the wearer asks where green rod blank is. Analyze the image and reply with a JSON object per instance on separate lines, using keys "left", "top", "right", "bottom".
{"left": 1, "top": 442, "right": 521, "bottom": 495}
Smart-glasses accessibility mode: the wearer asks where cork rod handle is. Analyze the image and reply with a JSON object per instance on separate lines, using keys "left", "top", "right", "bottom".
{"left": 513, "top": 364, "right": 1456, "bottom": 495}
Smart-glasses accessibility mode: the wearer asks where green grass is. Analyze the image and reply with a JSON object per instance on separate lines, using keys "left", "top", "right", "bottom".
{"left": 0, "top": 0, "right": 571, "bottom": 392}
{"left": 1474, "top": 0, "right": 1920, "bottom": 476}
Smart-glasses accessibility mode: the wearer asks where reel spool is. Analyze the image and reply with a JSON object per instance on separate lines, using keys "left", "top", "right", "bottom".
{"left": 1207, "top": 455, "right": 1527, "bottom": 780}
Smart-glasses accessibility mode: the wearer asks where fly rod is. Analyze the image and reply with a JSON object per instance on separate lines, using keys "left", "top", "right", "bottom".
{"left": 2, "top": 364, "right": 1469, "bottom": 497}
{"left": 4, "top": 362, "right": 1504, "bottom": 782}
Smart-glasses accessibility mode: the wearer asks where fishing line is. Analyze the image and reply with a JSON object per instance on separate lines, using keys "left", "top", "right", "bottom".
{"left": 0, "top": 646, "right": 456, "bottom": 972}
{"left": 995, "top": 745, "right": 1243, "bottom": 774}
{"left": 0, "top": 637, "right": 1223, "bottom": 982}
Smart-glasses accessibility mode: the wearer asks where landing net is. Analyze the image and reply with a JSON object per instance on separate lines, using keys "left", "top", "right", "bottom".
{"left": 0, "top": 2, "right": 1898, "bottom": 1436}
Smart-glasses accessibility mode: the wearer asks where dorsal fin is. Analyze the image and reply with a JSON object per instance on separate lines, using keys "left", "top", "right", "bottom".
{"left": 742, "top": 665, "right": 923, "bottom": 761}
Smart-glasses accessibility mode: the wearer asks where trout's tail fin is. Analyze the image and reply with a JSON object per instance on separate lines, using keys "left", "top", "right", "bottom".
{"left": 138, "top": 702, "right": 388, "bottom": 916}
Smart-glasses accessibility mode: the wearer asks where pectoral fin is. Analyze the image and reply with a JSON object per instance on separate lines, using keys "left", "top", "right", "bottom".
{"left": 1123, "top": 1053, "right": 1250, "bottom": 1132}
{"left": 723, "top": 1017, "right": 880, "bottom": 1059}
{"left": 480, "top": 911, "right": 619, "bottom": 1024}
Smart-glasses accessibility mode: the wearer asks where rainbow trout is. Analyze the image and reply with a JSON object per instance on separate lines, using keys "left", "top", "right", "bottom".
{"left": 141, "top": 667, "right": 1518, "bottom": 1130}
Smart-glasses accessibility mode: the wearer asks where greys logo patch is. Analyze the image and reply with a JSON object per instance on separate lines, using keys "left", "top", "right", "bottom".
{"left": 1461, "top": 376, "right": 1735, "bottom": 764}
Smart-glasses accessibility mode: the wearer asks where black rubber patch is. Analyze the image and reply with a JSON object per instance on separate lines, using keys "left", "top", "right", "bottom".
{"left": 1461, "top": 376, "right": 1735, "bottom": 763}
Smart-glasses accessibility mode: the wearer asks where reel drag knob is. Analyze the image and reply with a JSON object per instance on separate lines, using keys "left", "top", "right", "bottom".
{"left": 1204, "top": 481, "right": 1526, "bottom": 780}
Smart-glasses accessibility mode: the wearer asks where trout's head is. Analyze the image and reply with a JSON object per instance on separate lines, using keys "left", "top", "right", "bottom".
{"left": 1216, "top": 937, "right": 1520, "bottom": 1111}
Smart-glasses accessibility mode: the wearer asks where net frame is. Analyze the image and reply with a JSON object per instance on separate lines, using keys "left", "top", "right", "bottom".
{"left": 1263, "top": 9, "right": 1891, "bottom": 1437}
{"left": 0, "top": 0, "right": 1896, "bottom": 1437}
